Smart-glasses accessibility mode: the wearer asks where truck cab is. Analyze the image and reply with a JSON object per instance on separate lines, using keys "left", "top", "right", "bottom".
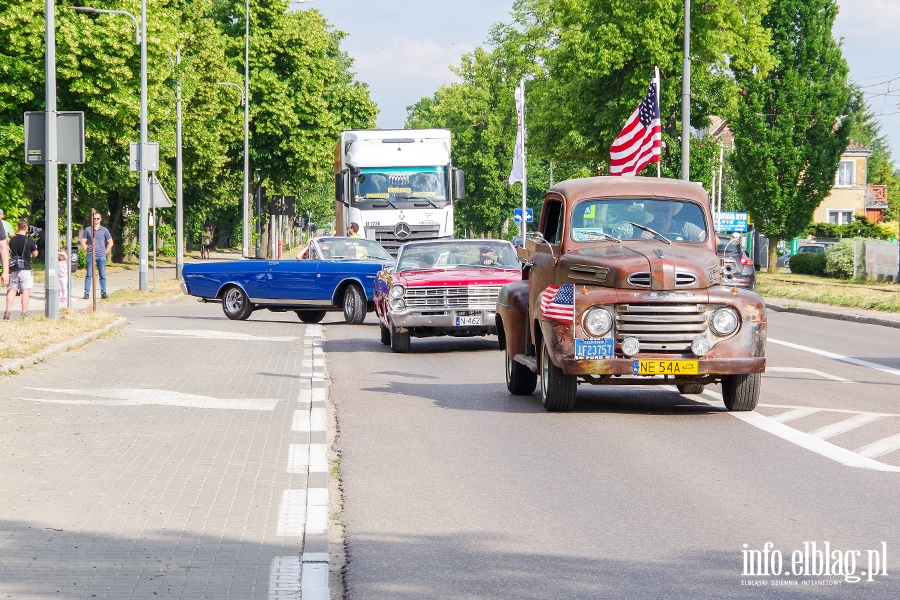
{"left": 496, "top": 176, "right": 766, "bottom": 412}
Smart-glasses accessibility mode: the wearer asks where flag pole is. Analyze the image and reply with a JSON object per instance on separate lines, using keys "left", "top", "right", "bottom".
{"left": 655, "top": 66, "right": 661, "bottom": 178}
{"left": 520, "top": 77, "right": 528, "bottom": 238}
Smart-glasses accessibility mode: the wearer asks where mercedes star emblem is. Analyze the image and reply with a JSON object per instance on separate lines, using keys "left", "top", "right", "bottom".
{"left": 394, "top": 222, "right": 411, "bottom": 239}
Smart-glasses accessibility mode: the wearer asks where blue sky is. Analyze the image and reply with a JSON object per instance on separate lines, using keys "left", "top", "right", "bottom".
{"left": 308, "top": 0, "right": 900, "bottom": 165}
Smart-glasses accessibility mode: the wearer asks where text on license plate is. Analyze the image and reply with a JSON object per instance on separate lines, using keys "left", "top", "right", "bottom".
{"left": 633, "top": 360, "right": 699, "bottom": 375}
{"left": 574, "top": 338, "right": 614, "bottom": 360}
{"left": 455, "top": 315, "right": 482, "bottom": 326}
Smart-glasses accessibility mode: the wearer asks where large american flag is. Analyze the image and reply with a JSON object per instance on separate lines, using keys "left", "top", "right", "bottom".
{"left": 609, "top": 70, "right": 661, "bottom": 177}
{"left": 539, "top": 284, "right": 575, "bottom": 322}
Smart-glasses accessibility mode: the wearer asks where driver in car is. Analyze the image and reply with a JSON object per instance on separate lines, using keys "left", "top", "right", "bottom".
{"left": 474, "top": 246, "right": 499, "bottom": 266}
{"left": 643, "top": 201, "right": 705, "bottom": 242}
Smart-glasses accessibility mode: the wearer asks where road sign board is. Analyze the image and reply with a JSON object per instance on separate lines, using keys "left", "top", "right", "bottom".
{"left": 714, "top": 212, "right": 748, "bottom": 233}
{"left": 271, "top": 195, "right": 296, "bottom": 216}
{"left": 24, "top": 111, "right": 85, "bottom": 165}
{"left": 129, "top": 142, "right": 159, "bottom": 171}
{"left": 513, "top": 208, "right": 533, "bottom": 223}
{"left": 149, "top": 174, "right": 172, "bottom": 208}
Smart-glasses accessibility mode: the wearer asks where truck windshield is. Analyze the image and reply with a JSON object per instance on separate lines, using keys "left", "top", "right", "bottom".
{"left": 351, "top": 167, "right": 450, "bottom": 210}
{"left": 570, "top": 198, "right": 708, "bottom": 243}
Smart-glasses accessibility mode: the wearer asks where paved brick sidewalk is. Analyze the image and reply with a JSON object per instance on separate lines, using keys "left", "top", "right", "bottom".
{"left": 0, "top": 300, "right": 332, "bottom": 598}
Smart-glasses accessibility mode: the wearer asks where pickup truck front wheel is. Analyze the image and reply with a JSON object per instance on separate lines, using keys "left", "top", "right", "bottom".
{"left": 540, "top": 339, "right": 577, "bottom": 411}
{"left": 721, "top": 373, "right": 760, "bottom": 411}
{"left": 222, "top": 286, "right": 252, "bottom": 321}
{"left": 506, "top": 347, "right": 537, "bottom": 395}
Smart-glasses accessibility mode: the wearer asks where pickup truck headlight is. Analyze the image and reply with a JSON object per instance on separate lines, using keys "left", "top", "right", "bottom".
{"left": 389, "top": 285, "right": 405, "bottom": 299}
{"left": 710, "top": 307, "right": 740, "bottom": 336}
{"left": 582, "top": 307, "right": 612, "bottom": 337}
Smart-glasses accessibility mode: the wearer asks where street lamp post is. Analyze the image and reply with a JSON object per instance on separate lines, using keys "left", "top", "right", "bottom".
{"left": 170, "top": 48, "right": 183, "bottom": 279}
{"left": 72, "top": 4, "right": 148, "bottom": 290}
{"left": 45, "top": 0, "right": 59, "bottom": 318}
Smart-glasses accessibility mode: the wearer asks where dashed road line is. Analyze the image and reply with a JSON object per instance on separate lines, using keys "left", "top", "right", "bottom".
{"left": 765, "top": 366, "right": 856, "bottom": 383}
{"left": 769, "top": 338, "right": 900, "bottom": 378}
{"left": 769, "top": 406, "right": 821, "bottom": 424}
{"left": 268, "top": 556, "right": 302, "bottom": 599}
{"left": 276, "top": 489, "right": 307, "bottom": 537}
{"left": 287, "top": 444, "right": 309, "bottom": 474}
{"left": 137, "top": 329, "right": 300, "bottom": 342}
{"left": 857, "top": 432, "right": 900, "bottom": 459}
{"left": 809, "top": 413, "right": 886, "bottom": 440}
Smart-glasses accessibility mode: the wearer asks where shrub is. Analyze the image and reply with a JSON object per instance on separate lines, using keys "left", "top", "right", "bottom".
{"left": 789, "top": 252, "right": 826, "bottom": 275}
{"left": 824, "top": 239, "right": 857, "bottom": 279}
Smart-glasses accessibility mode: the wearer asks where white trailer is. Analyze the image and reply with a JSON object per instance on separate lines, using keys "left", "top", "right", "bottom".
{"left": 334, "top": 129, "right": 465, "bottom": 255}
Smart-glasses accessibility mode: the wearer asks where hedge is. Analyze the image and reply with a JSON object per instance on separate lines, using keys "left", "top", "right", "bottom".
{"left": 789, "top": 252, "right": 826, "bottom": 275}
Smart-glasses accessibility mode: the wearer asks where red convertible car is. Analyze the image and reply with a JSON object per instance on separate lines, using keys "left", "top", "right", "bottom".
{"left": 374, "top": 239, "right": 522, "bottom": 352}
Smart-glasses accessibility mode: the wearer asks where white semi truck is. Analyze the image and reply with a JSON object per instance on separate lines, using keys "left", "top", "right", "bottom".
{"left": 334, "top": 129, "right": 465, "bottom": 255}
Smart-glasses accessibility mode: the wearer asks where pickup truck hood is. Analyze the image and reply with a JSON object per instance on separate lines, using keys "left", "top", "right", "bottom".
{"left": 559, "top": 243, "right": 720, "bottom": 290}
{"left": 396, "top": 268, "right": 522, "bottom": 287}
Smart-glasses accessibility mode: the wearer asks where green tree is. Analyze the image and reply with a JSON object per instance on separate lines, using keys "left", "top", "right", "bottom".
{"left": 492, "top": 0, "right": 774, "bottom": 179}
{"left": 731, "top": 0, "right": 851, "bottom": 272}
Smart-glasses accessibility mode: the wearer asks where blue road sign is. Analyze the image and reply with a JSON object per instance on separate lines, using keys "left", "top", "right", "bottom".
{"left": 714, "top": 212, "right": 749, "bottom": 233}
{"left": 514, "top": 208, "right": 534, "bottom": 223}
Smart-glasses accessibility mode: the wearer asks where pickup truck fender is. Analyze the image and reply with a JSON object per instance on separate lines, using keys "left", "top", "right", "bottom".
{"left": 496, "top": 281, "right": 531, "bottom": 357}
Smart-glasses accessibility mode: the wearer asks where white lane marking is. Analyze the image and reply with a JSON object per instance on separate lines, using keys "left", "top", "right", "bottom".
{"left": 287, "top": 444, "right": 309, "bottom": 474}
{"left": 856, "top": 433, "right": 900, "bottom": 459}
{"left": 138, "top": 329, "right": 298, "bottom": 342}
{"left": 268, "top": 556, "right": 302, "bottom": 599}
{"left": 22, "top": 388, "right": 280, "bottom": 410}
{"left": 809, "top": 413, "right": 886, "bottom": 440}
{"left": 310, "top": 407, "right": 327, "bottom": 432}
{"left": 276, "top": 490, "right": 307, "bottom": 537}
{"left": 759, "top": 403, "right": 900, "bottom": 417}
{"left": 309, "top": 444, "right": 328, "bottom": 473}
{"left": 292, "top": 410, "right": 310, "bottom": 432}
{"left": 769, "top": 338, "right": 900, "bottom": 378}
{"left": 766, "top": 366, "right": 856, "bottom": 383}
{"left": 308, "top": 488, "right": 328, "bottom": 506}
{"left": 699, "top": 389, "right": 900, "bottom": 472}
{"left": 301, "top": 563, "right": 329, "bottom": 600}
{"left": 770, "top": 407, "right": 821, "bottom": 423}
{"left": 305, "top": 505, "right": 329, "bottom": 535}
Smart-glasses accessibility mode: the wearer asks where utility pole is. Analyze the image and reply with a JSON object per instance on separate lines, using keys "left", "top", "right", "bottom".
{"left": 174, "top": 47, "right": 184, "bottom": 279}
{"left": 44, "top": 0, "right": 60, "bottom": 318}
{"left": 681, "top": 0, "right": 691, "bottom": 181}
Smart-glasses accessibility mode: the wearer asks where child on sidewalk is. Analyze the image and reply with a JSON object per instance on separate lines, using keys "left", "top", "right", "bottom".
{"left": 58, "top": 249, "right": 69, "bottom": 303}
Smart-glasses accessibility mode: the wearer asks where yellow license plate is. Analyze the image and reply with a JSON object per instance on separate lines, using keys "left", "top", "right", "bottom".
{"left": 633, "top": 360, "right": 699, "bottom": 375}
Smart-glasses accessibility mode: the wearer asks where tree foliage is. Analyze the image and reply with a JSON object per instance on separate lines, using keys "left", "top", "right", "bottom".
{"left": 731, "top": 0, "right": 852, "bottom": 271}
{"left": 0, "top": 0, "right": 375, "bottom": 259}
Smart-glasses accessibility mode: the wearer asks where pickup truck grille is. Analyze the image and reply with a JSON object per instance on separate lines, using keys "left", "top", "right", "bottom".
{"left": 626, "top": 272, "right": 697, "bottom": 288}
{"left": 371, "top": 225, "right": 441, "bottom": 256}
{"left": 405, "top": 285, "right": 503, "bottom": 310}
{"left": 615, "top": 303, "right": 708, "bottom": 353}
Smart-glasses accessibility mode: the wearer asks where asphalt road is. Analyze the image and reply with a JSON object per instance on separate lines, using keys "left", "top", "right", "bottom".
{"left": 328, "top": 310, "right": 900, "bottom": 599}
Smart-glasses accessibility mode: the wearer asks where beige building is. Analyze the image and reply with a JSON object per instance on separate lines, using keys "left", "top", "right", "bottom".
{"left": 812, "top": 141, "right": 888, "bottom": 224}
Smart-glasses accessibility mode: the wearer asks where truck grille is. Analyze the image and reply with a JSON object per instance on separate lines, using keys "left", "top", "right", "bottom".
{"left": 405, "top": 286, "right": 503, "bottom": 310}
{"left": 626, "top": 271, "right": 697, "bottom": 288}
{"left": 615, "top": 303, "right": 708, "bottom": 353}
{"left": 371, "top": 224, "right": 441, "bottom": 256}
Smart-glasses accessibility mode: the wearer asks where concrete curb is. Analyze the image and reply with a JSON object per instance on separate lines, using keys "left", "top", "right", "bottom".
{"left": 0, "top": 316, "right": 128, "bottom": 374}
{"left": 765, "top": 301, "right": 900, "bottom": 330}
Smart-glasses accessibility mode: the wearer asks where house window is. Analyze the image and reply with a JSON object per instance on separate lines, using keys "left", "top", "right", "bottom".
{"left": 836, "top": 160, "right": 855, "bottom": 186}
{"left": 827, "top": 209, "right": 854, "bottom": 225}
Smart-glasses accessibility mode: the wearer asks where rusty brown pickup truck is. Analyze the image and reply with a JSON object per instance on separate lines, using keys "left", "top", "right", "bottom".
{"left": 496, "top": 176, "right": 766, "bottom": 412}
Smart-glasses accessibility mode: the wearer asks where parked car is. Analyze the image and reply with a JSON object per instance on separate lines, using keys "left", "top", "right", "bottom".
{"left": 776, "top": 243, "right": 826, "bottom": 268}
{"left": 181, "top": 236, "right": 393, "bottom": 324}
{"left": 496, "top": 176, "right": 766, "bottom": 412}
{"left": 717, "top": 235, "right": 756, "bottom": 290}
{"left": 374, "top": 239, "right": 522, "bottom": 352}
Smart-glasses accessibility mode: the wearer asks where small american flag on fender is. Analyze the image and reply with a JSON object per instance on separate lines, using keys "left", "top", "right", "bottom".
{"left": 539, "top": 284, "right": 575, "bottom": 322}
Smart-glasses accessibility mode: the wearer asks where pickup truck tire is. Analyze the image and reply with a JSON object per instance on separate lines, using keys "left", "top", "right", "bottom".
{"left": 390, "top": 326, "right": 411, "bottom": 353}
{"left": 296, "top": 310, "right": 326, "bottom": 324}
{"left": 540, "top": 339, "right": 577, "bottom": 411}
{"left": 343, "top": 284, "right": 366, "bottom": 325}
{"left": 222, "top": 286, "right": 252, "bottom": 320}
{"left": 379, "top": 322, "right": 391, "bottom": 345}
{"left": 721, "top": 373, "right": 760, "bottom": 411}
{"left": 676, "top": 383, "right": 705, "bottom": 395}
{"left": 506, "top": 347, "right": 537, "bottom": 395}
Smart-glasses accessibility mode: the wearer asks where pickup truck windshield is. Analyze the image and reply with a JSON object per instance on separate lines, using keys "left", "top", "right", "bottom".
{"left": 571, "top": 198, "right": 708, "bottom": 243}
{"left": 352, "top": 167, "right": 450, "bottom": 210}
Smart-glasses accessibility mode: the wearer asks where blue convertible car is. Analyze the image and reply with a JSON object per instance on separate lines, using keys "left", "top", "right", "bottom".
{"left": 181, "top": 237, "right": 393, "bottom": 324}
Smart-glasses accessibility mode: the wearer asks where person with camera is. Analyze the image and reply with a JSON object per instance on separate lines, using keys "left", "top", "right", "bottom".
{"left": 80, "top": 212, "right": 114, "bottom": 300}
{"left": 4, "top": 220, "right": 38, "bottom": 319}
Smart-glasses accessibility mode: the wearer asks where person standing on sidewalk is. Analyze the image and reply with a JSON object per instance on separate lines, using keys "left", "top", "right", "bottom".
{"left": 80, "top": 212, "right": 114, "bottom": 300}
{"left": 0, "top": 209, "right": 12, "bottom": 238}
{"left": 4, "top": 220, "right": 38, "bottom": 319}
{"left": 201, "top": 225, "right": 212, "bottom": 259}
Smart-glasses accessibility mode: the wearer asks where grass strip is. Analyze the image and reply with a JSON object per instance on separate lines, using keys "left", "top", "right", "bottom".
{"left": 0, "top": 309, "right": 121, "bottom": 360}
{"left": 758, "top": 273, "right": 900, "bottom": 313}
